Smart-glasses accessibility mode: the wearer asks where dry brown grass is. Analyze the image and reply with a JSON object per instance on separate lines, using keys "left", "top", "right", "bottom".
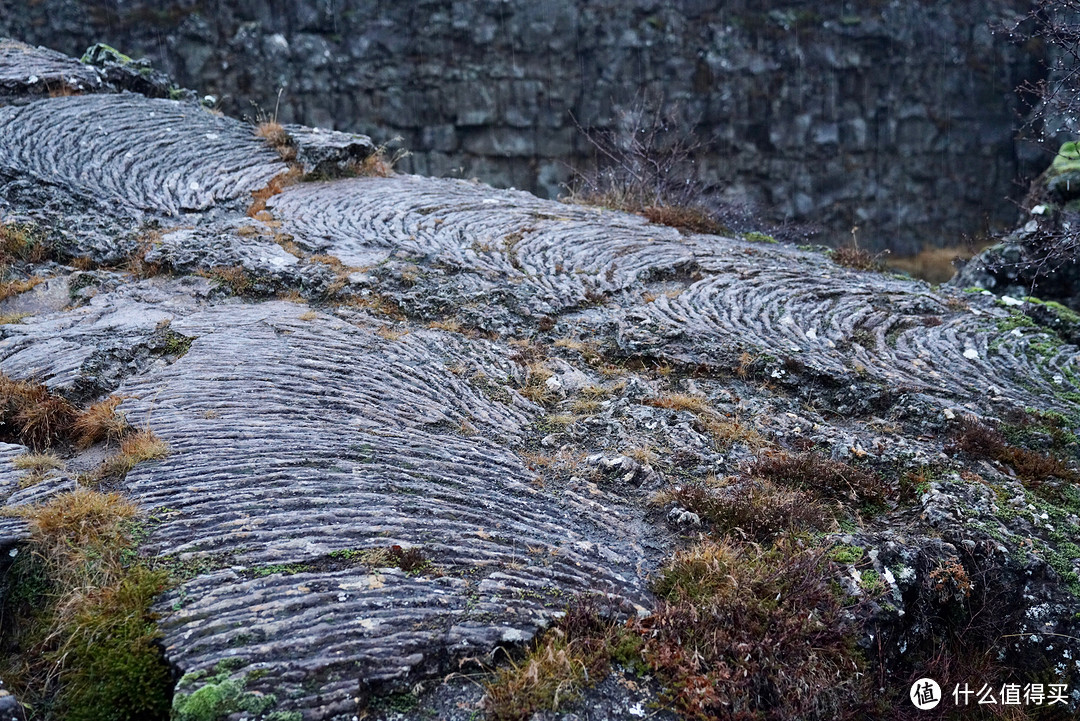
{"left": 13, "top": 452, "right": 63, "bottom": 472}
{"left": 86, "top": 429, "right": 170, "bottom": 484}
{"left": 427, "top": 318, "right": 464, "bottom": 334}
{"left": 198, "top": 265, "right": 253, "bottom": 295}
{"left": 645, "top": 393, "right": 765, "bottom": 449}
{"left": 375, "top": 325, "right": 408, "bottom": 341}
{"left": 0, "top": 275, "right": 43, "bottom": 302}
{"left": 0, "top": 312, "right": 30, "bottom": 325}
{"left": 247, "top": 167, "right": 302, "bottom": 218}
{"left": 667, "top": 477, "right": 832, "bottom": 541}
{"left": 641, "top": 204, "right": 725, "bottom": 234}
{"left": 126, "top": 229, "right": 164, "bottom": 279}
{"left": 644, "top": 392, "right": 711, "bottom": 414}
{"left": 0, "top": 373, "right": 78, "bottom": 450}
{"left": 72, "top": 396, "right": 129, "bottom": 448}
{"left": 483, "top": 599, "right": 641, "bottom": 721}
{"left": 0, "top": 220, "right": 50, "bottom": 265}
{"left": 517, "top": 361, "right": 558, "bottom": 405}
{"left": 831, "top": 245, "right": 888, "bottom": 272}
{"left": 17, "top": 487, "right": 138, "bottom": 568}
{"left": 1, "top": 487, "right": 173, "bottom": 719}
{"left": 349, "top": 140, "right": 409, "bottom": 178}
{"left": 343, "top": 292, "right": 405, "bottom": 320}
{"left": 255, "top": 121, "right": 296, "bottom": 162}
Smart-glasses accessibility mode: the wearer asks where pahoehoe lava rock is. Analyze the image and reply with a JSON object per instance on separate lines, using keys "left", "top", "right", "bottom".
{"left": 0, "top": 93, "right": 286, "bottom": 216}
{"left": 1, "top": 39, "right": 1079, "bottom": 720}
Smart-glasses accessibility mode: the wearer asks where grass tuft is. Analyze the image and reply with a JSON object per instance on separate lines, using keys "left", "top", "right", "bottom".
{"left": 483, "top": 599, "right": 641, "bottom": 721}
{"left": 73, "top": 396, "right": 130, "bottom": 448}
{"left": 0, "top": 373, "right": 78, "bottom": 450}
{"left": 255, "top": 121, "right": 296, "bottom": 162}
{"left": 0, "top": 488, "right": 174, "bottom": 721}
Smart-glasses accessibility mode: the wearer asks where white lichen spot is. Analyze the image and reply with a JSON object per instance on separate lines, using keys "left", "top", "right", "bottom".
{"left": 963, "top": 348, "right": 979, "bottom": 360}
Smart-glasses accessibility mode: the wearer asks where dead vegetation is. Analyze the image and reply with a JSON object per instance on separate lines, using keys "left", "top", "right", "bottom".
{"left": 255, "top": 120, "right": 296, "bottom": 163}
{"left": 667, "top": 477, "right": 832, "bottom": 541}
{"left": 749, "top": 451, "right": 888, "bottom": 506}
{"left": 247, "top": 167, "right": 302, "bottom": 218}
{"left": 198, "top": 265, "right": 254, "bottom": 295}
{"left": 564, "top": 96, "right": 728, "bottom": 236}
{"left": 947, "top": 416, "right": 1076, "bottom": 493}
{"left": 484, "top": 539, "right": 866, "bottom": 721}
{"left": 644, "top": 392, "right": 765, "bottom": 449}
{"left": 82, "top": 429, "right": 170, "bottom": 487}
{"left": 72, "top": 396, "right": 129, "bottom": 448}
{"left": 483, "top": 599, "right": 642, "bottom": 721}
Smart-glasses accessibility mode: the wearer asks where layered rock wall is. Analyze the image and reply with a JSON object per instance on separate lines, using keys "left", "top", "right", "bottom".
{"left": 0, "top": 0, "right": 1045, "bottom": 253}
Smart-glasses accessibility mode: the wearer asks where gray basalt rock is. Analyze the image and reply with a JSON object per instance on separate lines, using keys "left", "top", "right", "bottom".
{"left": 0, "top": 39, "right": 1078, "bottom": 719}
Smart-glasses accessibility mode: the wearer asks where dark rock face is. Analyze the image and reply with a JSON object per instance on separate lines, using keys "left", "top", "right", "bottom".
{"left": 0, "top": 0, "right": 1045, "bottom": 253}
{"left": 1, "top": 41, "right": 1079, "bottom": 720}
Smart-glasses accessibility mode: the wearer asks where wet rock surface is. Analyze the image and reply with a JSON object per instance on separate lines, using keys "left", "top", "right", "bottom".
{"left": 1, "top": 41, "right": 1079, "bottom": 719}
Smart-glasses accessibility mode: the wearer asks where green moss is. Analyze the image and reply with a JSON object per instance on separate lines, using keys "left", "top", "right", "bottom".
{"left": 248, "top": 562, "right": 311, "bottom": 577}
{"left": 59, "top": 567, "right": 174, "bottom": 721}
{"left": 859, "top": 569, "right": 884, "bottom": 594}
{"left": 162, "top": 330, "right": 194, "bottom": 357}
{"left": 996, "top": 312, "right": 1037, "bottom": 333}
{"left": 372, "top": 692, "right": 420, "bottom": 713}
{"left": 172, "top": 673, "right": 278, "bottom": 721}
{"left": 80, "top": 43, "right": 135, "bottom": 65}
{"left": 742, "top": 231, "right": 777, "bottom": 244}
{"left": 1026, "top": 296, "right": 1080, "bottom": 326}
{"left": 830, "top": 545, "right": 864, "bottom": 563}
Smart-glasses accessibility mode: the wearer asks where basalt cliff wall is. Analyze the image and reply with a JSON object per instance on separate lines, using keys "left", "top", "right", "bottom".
{"left": 0, "top": 0, "right": 1047, "bottom": 254}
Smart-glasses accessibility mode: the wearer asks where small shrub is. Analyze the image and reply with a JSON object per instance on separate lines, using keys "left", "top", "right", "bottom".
{"left": 948, "top": 417, "right": 1076, "bottom": 491}
{"left": 832, "top": 245, "right": 887, "bottom": 271}
{"left": 749, "top": 451, "right": 887, "bottom": 505}
{"left": 565, "top": 95, "right": 726, "bottom": 235}
{"left": 642, "top": 537, "right": 867, "bottom": 720}
{"left": 669, "top": 478, "right": 832, "bottom": 541}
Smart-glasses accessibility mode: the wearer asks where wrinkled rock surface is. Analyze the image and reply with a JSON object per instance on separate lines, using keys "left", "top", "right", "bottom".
{"left": 1, "top": 40, "right": 1079, "bottom": 719}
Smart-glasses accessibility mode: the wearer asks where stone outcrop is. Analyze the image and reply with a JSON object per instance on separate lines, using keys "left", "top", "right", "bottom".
{"left": 0, "top": 0, "right": 1047, "bottom": 254}
{"left": 1, "top": 40, "right": 1079, "bottom": 720}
